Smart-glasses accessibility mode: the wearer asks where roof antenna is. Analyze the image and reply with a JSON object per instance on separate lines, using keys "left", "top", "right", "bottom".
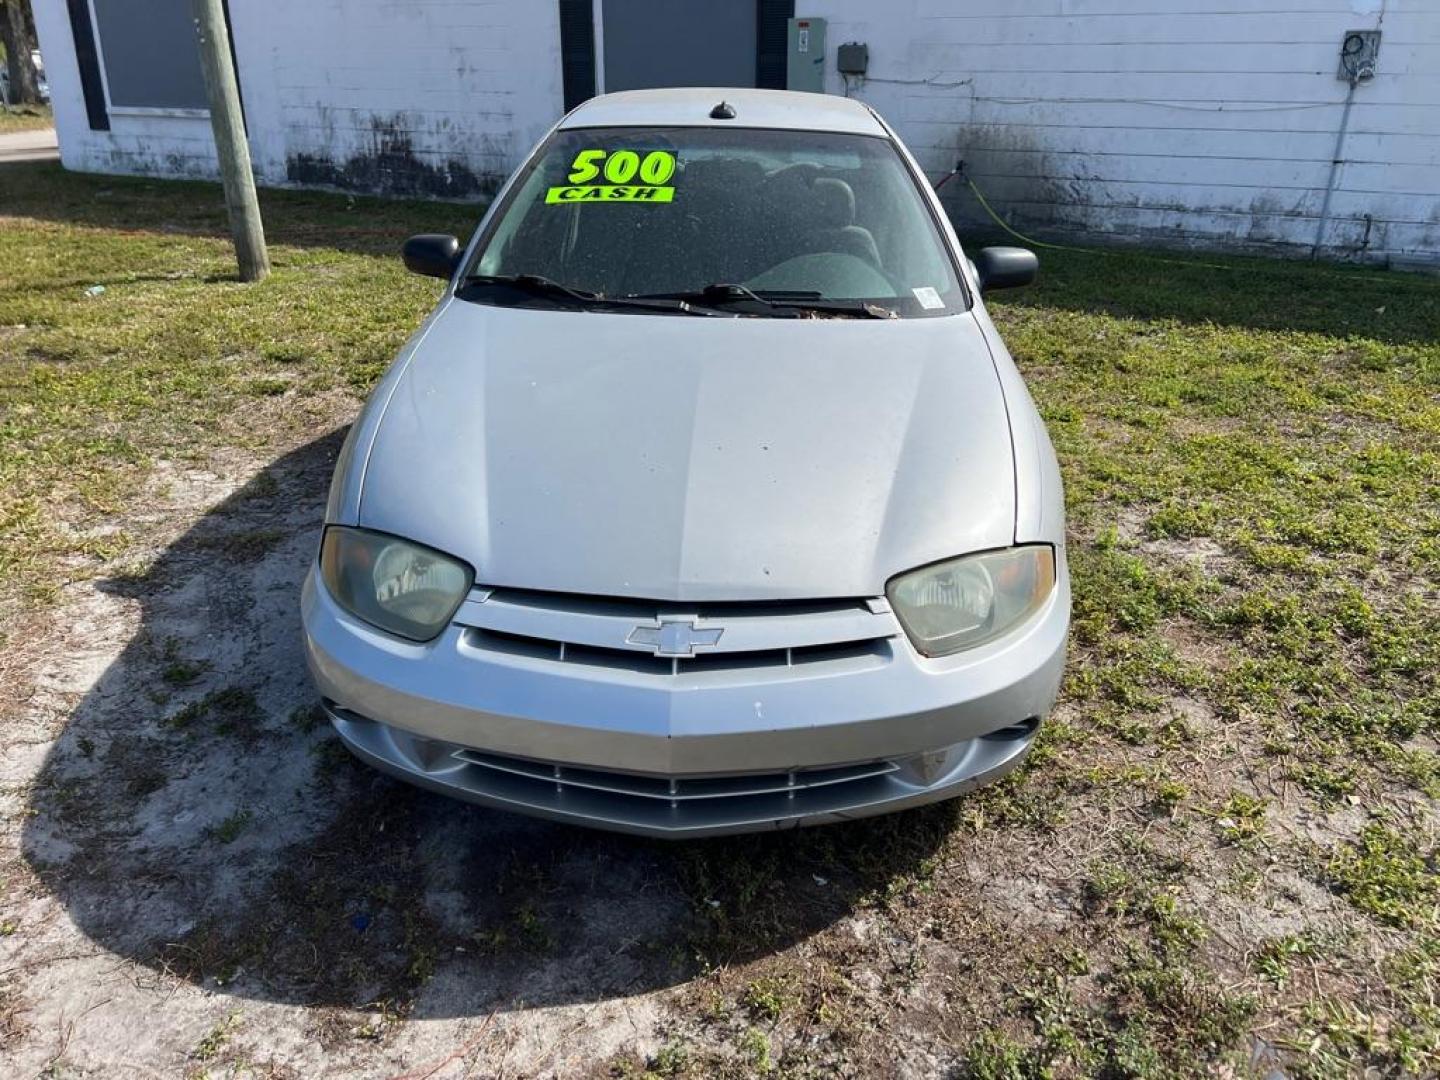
{"left": 709, "top": 100, "right": 737, "bottom": 120}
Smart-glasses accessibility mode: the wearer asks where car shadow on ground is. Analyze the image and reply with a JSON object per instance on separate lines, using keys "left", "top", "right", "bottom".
{"left": 21, "top": 428, "right": 955, "bottom": 1018}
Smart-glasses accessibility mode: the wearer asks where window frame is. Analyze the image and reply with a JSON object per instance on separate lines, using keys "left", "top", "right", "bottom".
{"left": 86, "top": 0, "right": 211, "bottom": 118}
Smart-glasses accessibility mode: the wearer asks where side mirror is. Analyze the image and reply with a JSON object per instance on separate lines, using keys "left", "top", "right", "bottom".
{"left": 402, "top": 234, "right": 462, "bottom": 279}
{"left": 973, "top": 246, "right": 1038, "bottom": 292}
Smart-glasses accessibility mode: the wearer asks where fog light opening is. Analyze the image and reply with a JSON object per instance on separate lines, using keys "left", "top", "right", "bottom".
{"left": 982, "top": 716, "right": 1041, "bottom": 742}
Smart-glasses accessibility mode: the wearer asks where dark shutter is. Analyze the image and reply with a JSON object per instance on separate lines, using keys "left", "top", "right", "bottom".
{"left": 64, "top": 0, "right": 109, "bottom": 130}
{"left": 755, "top": 0, "right": 794, "bottom": 90}
{"left": 558, "top": 0, "right": 596, "bottom": 111}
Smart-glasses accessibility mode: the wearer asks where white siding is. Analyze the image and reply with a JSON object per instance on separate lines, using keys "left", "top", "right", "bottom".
{"left": 30, "top": 0, "right": 1440, "bottom": 265}
{"left": 31, "top": 0, "right": 565, "bottom": 198}
{"left": 809, "top": 0, "right": 1440, "bottom": 265}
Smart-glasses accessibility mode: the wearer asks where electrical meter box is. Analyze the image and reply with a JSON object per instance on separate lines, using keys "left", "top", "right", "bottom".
{"left": 787, "top": 17, "right": 826, "bottom": 93}
{"left": 1338, "top": 29, "right": 1381, "bottom": 81}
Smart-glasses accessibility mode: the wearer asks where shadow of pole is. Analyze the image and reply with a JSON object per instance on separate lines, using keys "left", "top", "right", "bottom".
{"left": 21, "top": 428, "right": 952, "bottom": 1017}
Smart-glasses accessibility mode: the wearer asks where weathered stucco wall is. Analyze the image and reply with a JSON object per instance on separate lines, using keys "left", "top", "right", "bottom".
{"left": 32, "top": 0, "right": 564, "bottom": 199}
{"left": 808, "top": 0, "right": 1440, "bottom": 267}
{"left": 31, "top": 0, "right": 1440, "bottom": 265}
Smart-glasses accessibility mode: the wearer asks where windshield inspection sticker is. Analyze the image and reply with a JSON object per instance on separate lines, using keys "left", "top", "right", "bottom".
{"left": 912, "top": 286, "right": 945, "bottom": 310}
{"left": 547, "top": 148, "right": 677, "bottom": 205}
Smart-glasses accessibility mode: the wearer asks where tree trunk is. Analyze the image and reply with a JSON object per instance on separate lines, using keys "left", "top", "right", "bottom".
{"left": 1, "top": 0, "right": 41, "bottom": 106}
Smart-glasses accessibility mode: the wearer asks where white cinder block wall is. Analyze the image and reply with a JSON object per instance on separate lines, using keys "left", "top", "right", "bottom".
{"left": 30, "top": 0, "right": 1440, "bottom": 266}
{"left": 805, "top": 0, "right": 1440, "bottom": 266}
{"left": 30, "top": 0, "right": 564, "bottom": 198}
{"left": 230, "top": 0, "right": 563, "bottom": 197}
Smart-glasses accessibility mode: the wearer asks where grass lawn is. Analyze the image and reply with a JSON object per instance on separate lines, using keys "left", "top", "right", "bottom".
{"left": 0, "top": 161, "right": 1437, "bottom": 1076}
{"left": 0, "top": 103, "right": 52, "bottom": 134}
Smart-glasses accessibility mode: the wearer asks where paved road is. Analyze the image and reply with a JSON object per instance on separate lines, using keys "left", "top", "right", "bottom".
{"left": 0, "top": 126, "right": 59, "bottom": 163}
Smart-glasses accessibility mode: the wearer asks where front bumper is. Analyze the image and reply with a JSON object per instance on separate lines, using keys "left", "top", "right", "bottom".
{"left": 302, "top": 566, "right": 1069, "bottom": 838}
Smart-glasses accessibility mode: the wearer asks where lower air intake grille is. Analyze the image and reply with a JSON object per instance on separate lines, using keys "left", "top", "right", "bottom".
{"left": 453, "top": 747, "right": 899, "bottom": 807}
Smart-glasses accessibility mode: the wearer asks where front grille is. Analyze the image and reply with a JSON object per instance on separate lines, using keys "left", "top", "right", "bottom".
{"left": 453, "top": 747, "right": 900, "bottom": 805}
{"left": 467, "top": 627, "right": 890, "bottom": 675}
{"left": 453, "top": 587, "right": 901, "bottom": 678}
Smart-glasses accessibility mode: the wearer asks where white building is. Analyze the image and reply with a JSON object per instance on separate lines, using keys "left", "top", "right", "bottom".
{"left": 30, "top": 1, "right": 1440, "bottom": 267}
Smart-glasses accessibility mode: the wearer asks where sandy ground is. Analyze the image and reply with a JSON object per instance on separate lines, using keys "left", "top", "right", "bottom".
{"left": 1, "top": 421, "right": 709, "bottom": 1077}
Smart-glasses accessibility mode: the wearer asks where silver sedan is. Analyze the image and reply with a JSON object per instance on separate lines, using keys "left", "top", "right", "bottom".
{"left": 303, "top": 88, "right": 1069, "bottom": 837}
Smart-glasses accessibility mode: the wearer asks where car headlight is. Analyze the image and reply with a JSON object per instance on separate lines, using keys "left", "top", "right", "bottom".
{"left": 887, "top": 546, "right": 1055, "bottom": 657}
{"left": 319, "top": 526, "right": 474, "bottom": 642}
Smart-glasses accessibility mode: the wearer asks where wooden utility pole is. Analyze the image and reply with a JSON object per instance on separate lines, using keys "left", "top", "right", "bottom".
{"left": 191, "top": 0, "right": 269, "bottom": 282}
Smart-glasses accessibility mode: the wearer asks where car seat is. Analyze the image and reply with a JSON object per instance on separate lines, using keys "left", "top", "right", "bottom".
{"left": 808, "top": 178, "right": 883, "bottom": 269}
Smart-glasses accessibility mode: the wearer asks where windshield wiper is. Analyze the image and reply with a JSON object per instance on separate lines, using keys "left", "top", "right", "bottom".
{"left": 625, "top": 283, "right": 896, "bottom": 319}
{"left": 462, "top": 274, "right": 728, "bottom": 316}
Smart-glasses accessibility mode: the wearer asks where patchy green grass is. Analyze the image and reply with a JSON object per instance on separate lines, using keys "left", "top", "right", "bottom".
{"left": 646, "top": 238, "right": 1438, "bottom": 1073}
{"left": 209, "top": 810, "right": 253, "bottom": 845}
{"left": 165, "top": 686, "right": 263, "bottom": 737}
{"left": 0, "top": 162, "right": 466, "bottom": 619}
{"left": 1329, "top": 823, "right": 1438, "bottom": 929}
{"left": 0, "top": 104, "right": 51, "bottom": 134}
{"left": 1, "top": 164, "right": 1437, "bottom": 1075}
{"left": 189, "top": 1011, "right": 239, "bottom": 1060}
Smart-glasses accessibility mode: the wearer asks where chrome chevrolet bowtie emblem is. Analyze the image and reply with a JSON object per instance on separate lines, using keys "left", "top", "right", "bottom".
{"left": 627, "top": 617, "right": 724, "bottom": 657}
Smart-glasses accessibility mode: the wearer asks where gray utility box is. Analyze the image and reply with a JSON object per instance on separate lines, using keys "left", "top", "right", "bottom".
{"left": 837, "top": 42, "right": 868, "bottom": 76}
{"left": 786, "top": 17, "right": 826, "bottom": 93}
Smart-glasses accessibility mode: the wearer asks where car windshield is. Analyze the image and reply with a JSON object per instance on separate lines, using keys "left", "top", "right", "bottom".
{"left": 465, "top": 126, "right": 965, "bottom": 318}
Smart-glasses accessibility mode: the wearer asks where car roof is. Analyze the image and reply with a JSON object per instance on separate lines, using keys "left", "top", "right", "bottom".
{"left": 558, "top": 88, "right": 889, "bottom": 138}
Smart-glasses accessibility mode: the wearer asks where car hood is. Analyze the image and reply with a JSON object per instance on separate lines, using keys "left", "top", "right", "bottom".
{"left": 357, "top": 301, "right": 1016, "bottom": 601}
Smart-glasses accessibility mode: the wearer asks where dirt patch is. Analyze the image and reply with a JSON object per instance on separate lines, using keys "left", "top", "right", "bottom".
{"left": 0, "top": 428, "right": 954, "bottom": 1075}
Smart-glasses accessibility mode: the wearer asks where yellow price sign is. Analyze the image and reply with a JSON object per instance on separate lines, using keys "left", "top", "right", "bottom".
{"left": 547, "top": 148, "right": 677, "bottom": 205}
{"left": 546, "top": 185, "right": 674, "bottom": 204}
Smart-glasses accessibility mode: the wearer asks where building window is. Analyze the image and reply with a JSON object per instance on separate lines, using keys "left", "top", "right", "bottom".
{"left": 89, "top": 0, "right": 208, "bottom": 114}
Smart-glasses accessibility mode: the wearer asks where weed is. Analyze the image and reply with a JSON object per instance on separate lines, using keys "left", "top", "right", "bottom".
{"left": 209, "top": 810, "right": 252, "bottom": 845}
{"left": 739, "top": 1028, "right": 773, "bottom": 1074}
{"left": 959, "top": 1031, "right": 1032, "bottom": 1079}
{"left": 1328, "top": 824, "right": 1438, "bottom": 928}
{"left": 166, "top": 687, "right": 263, "bottom": 737}
{"left": 289, "top": 702, "right": 328, "bottom": 733}
{"left": 193, "top": 528, "right": 286, "bottom": 562}
{"left": 1153, "top": 776, "right": 1189, "bottom": 811}
{"left": 190, "top": 1011, "right": 240, "bottom": 1061}
{"left": 162, "top": 659, "right": 208, "bottom": 687}
{"left": 741, "top": 974, "right": 797, "bottom": 1022}
{"left": 1254, "top": 933, "right": 1320, "bottom": 987}
{"left": 1216, "top": 792, "right": 1268, "bottom": 844}
{"left": 647, "top": 1042, "right": 690, "bottom": 1077}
